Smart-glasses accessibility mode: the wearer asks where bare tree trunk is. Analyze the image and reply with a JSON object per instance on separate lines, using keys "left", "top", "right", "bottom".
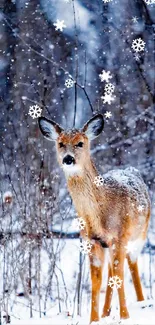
{"left": 28, "top": 249, "right": 33, "bottom": 318}
{"left": 77, "top": 239, "right": 83, "bottom": 316}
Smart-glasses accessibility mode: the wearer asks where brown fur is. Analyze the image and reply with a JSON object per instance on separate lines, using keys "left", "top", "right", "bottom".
{"left": 56, "top": 131, "right": 150, "bottom": 323}
{"left": 39, "top": 117, "right": 150, "bottom": 324}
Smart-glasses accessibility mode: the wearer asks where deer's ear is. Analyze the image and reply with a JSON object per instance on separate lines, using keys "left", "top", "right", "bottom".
{"left": 82, "top": 114, "right": 104, "bottom": 140}
{"left": 38, "top": 117, "right": 63, "bottom": 141}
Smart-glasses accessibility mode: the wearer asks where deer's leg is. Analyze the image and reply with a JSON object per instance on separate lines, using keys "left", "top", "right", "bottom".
{"left": 101, "top": 263, "right": 113, "bottom": 317}
{"left": 112, "top": 245, "right": 129, "bottom": 319}
{"left": 89, "top": 242, "right": 105, "bottom": 324}
{"left": 127, "top": 255, "right": 144, "bottom": 301}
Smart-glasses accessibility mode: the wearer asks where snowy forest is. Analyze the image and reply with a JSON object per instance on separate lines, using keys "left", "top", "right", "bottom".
{"left": 0, "top": 0, "right": 155, "bottom": 324}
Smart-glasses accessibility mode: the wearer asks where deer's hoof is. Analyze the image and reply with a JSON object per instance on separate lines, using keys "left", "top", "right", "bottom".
{"left": 120, "top": 309, "right": 130, "bottom": 319}
{"left": 101, "top": 308, "right": 111, "bottom": 318}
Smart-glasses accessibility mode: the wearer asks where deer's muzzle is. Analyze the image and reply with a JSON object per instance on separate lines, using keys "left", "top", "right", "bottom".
{"left": 63, "top": 155, "right": 75, "bottom": 165}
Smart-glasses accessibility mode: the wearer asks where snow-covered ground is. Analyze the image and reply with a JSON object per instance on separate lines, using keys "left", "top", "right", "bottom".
{"left": 3, "top": 237, "right": 154, "bottom": 325}
{"left": 10, "top": 300, "right": 155, "bottom": 325}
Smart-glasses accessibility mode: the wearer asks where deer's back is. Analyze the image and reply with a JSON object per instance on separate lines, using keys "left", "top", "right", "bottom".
{"left": 68, "top": 167, "right": 150, "bottom": 244}
{"left": 104, "top": 167, "right": 149, "bottom": 207}
{"left": 100, "top": 167, "right": 150, "bottom": 241}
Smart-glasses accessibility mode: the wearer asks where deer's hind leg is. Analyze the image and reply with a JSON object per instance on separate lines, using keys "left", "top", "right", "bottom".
{"left": 101, "top": 262, "right": 113, "bottom": 318}
{"left": 127, "top": 255, "right": 144, "bottom": 301}
{"left": 89, "top": 242, "right": 105, "bottom": 324}
{"left": 111, "top": 244, "right": 129, "bottom": 319}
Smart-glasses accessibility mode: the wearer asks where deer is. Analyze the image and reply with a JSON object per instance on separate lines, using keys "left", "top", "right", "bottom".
{"left": 38, "top": 114, "right": 150, "bottom": 324}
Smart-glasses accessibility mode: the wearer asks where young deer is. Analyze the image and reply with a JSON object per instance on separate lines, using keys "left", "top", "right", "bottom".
{"left": 38, "top": 114, "right": 150, "bottom": 323}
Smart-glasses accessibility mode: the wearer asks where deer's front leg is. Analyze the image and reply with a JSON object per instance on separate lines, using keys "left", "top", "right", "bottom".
{"left": 112, "top": 244, "right": 129, "bottom": 319}
{"left": 89, "top": 242, "right": 105, "bottom": 324}
{"left": 101, "top": 262, "right": 113, "bottom": 317}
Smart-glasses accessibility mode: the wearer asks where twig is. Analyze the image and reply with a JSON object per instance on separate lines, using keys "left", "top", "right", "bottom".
{"left": 3, "top": 14, "right": 94, "bottom": 114}
{"left": 72, "top": 0, "right": 79, "bottom": 126}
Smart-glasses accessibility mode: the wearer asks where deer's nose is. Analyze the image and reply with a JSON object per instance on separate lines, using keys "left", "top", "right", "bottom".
{"left": 63, "top": 155, "right": 75, "bottom": 165}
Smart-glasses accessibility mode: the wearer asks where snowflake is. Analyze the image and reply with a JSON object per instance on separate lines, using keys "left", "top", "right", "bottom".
{"left": 101, "top": 93, "right": 116, "bottom": 105}
{"left": 144, "top": 0, "right": 155, "bottom": 4}
{"left": 65, "top": 79, "right": 75, "bottom": 88}
{"left": 102, "top": 0, "right": 113, "bottom": 2}
{"left": 80, "top": 240, "right": 92, "bottom": 254}
{"left": 93, "top": 175, "right": 104, "bottom": 187}
{"left": 104, "top": 111, "right": 112, "bottom": 119}
{"left": 53, "top": 19, "right": 66, "bottom": 32}
{"left": 134, "top": 53, "right": 141, "bottom": 61}
{"left": 99, "top": 70, "right": 112, "bottom": 83}
{"left": 125, "top": 241, "right": 137, "bottom": 254}
{"left": 105, "top": 83, "right": 115, "bottom": 94}
{"left": 132, "top": 38, "right": 145, "bottom": 53}
{"left": 108, "top": 276, "right": 122, "bottom": 289}
{"left": 138, "top": 205, "right": 144, "bottom": 212}
{"left": 73, "top": 217, "right": 86, "bottom": 230}
{"left": 132, "top": 16, "right": 138, "bottom": 23}
{"left": 28, "top": 105, "right": 42, "bottom": 119}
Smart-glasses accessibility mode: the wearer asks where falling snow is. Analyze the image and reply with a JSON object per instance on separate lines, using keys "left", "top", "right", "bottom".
{"left": 79, "top": 240, "right": 92, "bottom": 254}
{"left": 108, "top": 276, "right": 123, "bottom": 289}
{"left": 72, "top": 217, "right": 86, "bottom": 230}
{"left": 101, "top": 93, "right": 116, "bottom": 105}
{"left": 144, "top": 0, "right": 155, "bottom": 4}
{"left": 132, "top": 16, "right": 139, "bottom": 23}
{"left": 104, "top": 83, "right": 115, "bottom": 94}
{"left": 104, "top": 111, "right": 112, "bottom": 118}
{"left": 28, "top": 105, "right": 42, "bottom": 119}
{"left": 132, "top": 38, "right": 145, "bottom": 52}
{"left": 1, "top": 0, "right": 154, "bottom": 324}
{"left": 99, "top": 70, "right": 113, "bottom": 83}
{"left": 93, "top": 175, "right": 104, "bottom": 187}
{"left": 65, "top": 78, "right": 75, "bottom": 88}
{"left": 53, "top": 19, "right": 66, "bottom": 32}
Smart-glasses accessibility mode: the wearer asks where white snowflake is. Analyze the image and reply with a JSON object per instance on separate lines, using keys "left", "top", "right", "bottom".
{"left": 104, "top": 111, "right": 112, "bottom": 119}
{"left": 53, "top": 19, "right": 66, "bottom": 32}
{"left": 134, "top": 53, "right": 141, "bottom": 61}
{"left": 144, "top": 0, "right": 155, "bottom": 4}
{"left": 101, "top": 93, "right": 116, "bottom": 105}
{"left": 65, "top": 79, "right": 75, "bottom": 88}
{"left": 99, "top": 70, "right": 112, "bottom": 83}
{"left": 80, "top": 240, "right": 92, "bottom": 254}
{"left": 132, "top": 38, "right": 145, "bottom": 53}
{"left": 105, "top": 83, "right": 115, "bottom": 94}
{"left": 132, "top": 16, "right": 138, "bottom": 23}
{"left": 102, "top": 0, "right": 113, "bottom": 2}
{"left": 93, "top": 175, "right": 104, "bottom": 187}
{"left": 28, "top": 105, "right": 42, "bottom": 119}
{"left": 73, "top": 217, "right": 86, "bottom": 230}
{"left": 125, "top": 241, "right": 137, "bottom": 254}
{"left": 108, "top": 276, "right": 122, "bottom": 289}
{"left": 137, "top": 205, "right": 145, "bottom": 212}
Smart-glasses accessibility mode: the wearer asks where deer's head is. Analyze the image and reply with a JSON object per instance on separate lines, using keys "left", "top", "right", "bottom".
{"left": 38, "top": 114, "right": 104, "bottom": 177}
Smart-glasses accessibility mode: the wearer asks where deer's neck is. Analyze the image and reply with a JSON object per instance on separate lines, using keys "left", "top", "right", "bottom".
{"left": 66, "top": 159, "right": 111, "bottom": 244}
{"left": 66, "top": 158, "right": 105, "bottom": 217}
{"left": 67, "top": 158, "right": 98, "bottom": 191}
{"left": 66, "top": 159, "right": 109, "bottom": 243}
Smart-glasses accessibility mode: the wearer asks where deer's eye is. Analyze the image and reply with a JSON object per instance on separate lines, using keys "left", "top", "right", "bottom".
{"left": 76, "top": 142, "right": 84, "bottom": 148}
{"left": 59, "top": 142, "right": 65, "bottom": 148}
